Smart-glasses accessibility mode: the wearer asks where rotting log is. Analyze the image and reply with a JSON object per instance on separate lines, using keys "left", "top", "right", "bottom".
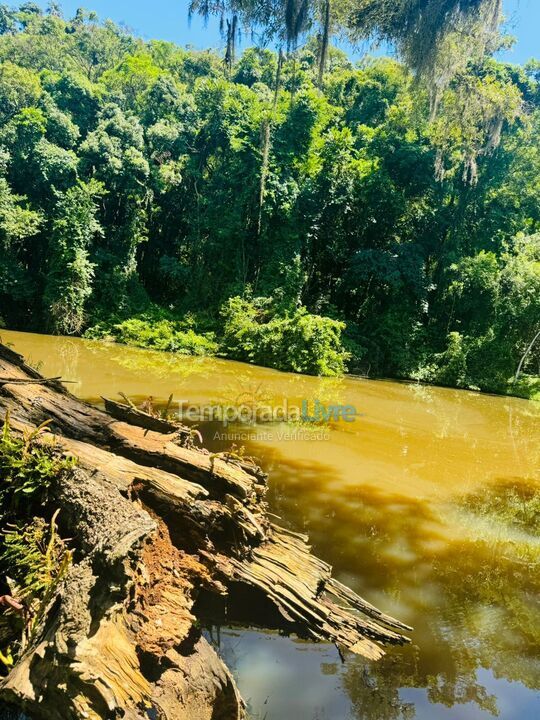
{"left": 102, "top": 396, "right": 190, "bottom": 437}
{"left": 0, "top": 342, "right": 411, "bottom": 720}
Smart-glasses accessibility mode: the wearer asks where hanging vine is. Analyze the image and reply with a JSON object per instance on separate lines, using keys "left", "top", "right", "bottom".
{"left": 317, "top": 0, "right": 331, "bottom": 85}
{"left": 257, "top": 48, "right": 284, "bottom": 238}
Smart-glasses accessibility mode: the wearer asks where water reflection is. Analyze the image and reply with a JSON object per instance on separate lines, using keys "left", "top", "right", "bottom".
{"left": 201, "top": 425, "right": 539, "bottom": 718}
{"left": 206, "top": 626, "right": 539, "bottom": 720}
{"left": 1, "top": 329, "right": 539, "bottom": 720}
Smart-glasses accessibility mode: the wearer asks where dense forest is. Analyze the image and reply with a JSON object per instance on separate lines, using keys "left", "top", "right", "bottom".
{"left": 0, "top": 2, "right": 539, "bottom": 395}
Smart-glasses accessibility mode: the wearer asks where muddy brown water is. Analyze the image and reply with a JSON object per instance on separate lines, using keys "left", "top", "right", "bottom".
{"left": 2, "top": 329, "right": 539, "bottom": 720}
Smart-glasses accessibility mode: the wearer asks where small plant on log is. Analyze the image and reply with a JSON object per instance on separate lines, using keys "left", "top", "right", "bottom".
{"left": 0, "top": 417, "right": 73, "bottom": 673}
{"left": 0, "top": 414, "right": 76, "bottom": 519}
{"left": 1, "top": 513, "right": 71, "bottom": 607}
{"left": 0, "top": 512, "right": 72, "bottom": 671}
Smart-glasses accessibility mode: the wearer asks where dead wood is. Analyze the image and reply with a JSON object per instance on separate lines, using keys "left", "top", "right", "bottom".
{"left": 0, "top": 342, "right": 411, "bottom": 719}
{"left": 0, "top": 377, "right": 76, "bottom": 386}
{"left": 102, "top": 396, "right": 189, "bottom": 436}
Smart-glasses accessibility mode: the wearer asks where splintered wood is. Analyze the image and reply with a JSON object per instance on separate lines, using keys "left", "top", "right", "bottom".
{"left": 0, "top": 342, "right": 411, "bottom": 720}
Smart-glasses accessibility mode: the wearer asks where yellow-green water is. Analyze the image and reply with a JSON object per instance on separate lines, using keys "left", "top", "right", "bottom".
{"left": 2, "top": 329, "right": 539, "bottom": 720}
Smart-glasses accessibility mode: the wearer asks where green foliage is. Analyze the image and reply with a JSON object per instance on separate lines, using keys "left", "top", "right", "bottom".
{"left": 447, "top": 251, "right": 500, "bottom": 333}
{"left": 0, "top": 414, "right": 74, "bottom": 669}
{"left": 102, "top": 51, "right": 162, "bottom": 109}
{"left": 43, "top": 179, "right": 103, "bottom": 335}
{"left": 0, "top": 61, "right": 41, "bottom": 123}
{"left": 190, "top": 0, "right": 503, "bottom": 93}
{"left": 221, "top": 297, "right": 349, "bottom": 376}
{"left": 0, "top": 512, "right": 70, "bottom": 603}
{"left": 0, "top": 179, "right": 41, "bottom": 244}
{"left": 413, "top": 236, "right": 540, "bottom": 393}
{"left": 0, "top": 510, "right": 71, "bottom": 669}
{"left": 86, "top": 310, "right": 219, "bottom": 356}
{"left": 510, "top": 376, "right": 540, "bottom": 402}
{"left": 0, "top": 5, "right": 538, "bottom": 388}
{"left": 0, "top": 414, "right": 76, "bottom": 519}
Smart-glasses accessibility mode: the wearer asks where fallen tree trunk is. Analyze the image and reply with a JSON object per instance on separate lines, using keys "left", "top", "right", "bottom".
{"left": 0, "top": 342, "right": 411, "bottom": 720}
{"left": 102, "top": 396, "right": 191, "bottom": 438}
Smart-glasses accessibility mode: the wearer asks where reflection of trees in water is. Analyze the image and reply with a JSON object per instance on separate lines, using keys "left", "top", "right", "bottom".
{"left": 392, "top": 381, "right": 540, "bottom": 475}
{"left": 341, "top": 586, "right": 535, "bottom": 718}
{"left": 250, "top": 449, "right": 539, "bottom": 719}
{"left": 343, "top": 651, "right": 416, "bottom": 720}
{"left": 209, "top": 371, "right": 349, "bottom": 415}
{"left": 430, "top": 548, "right": 539, "bottom": 691}
{"left": 343, "top": 642, "right": 499, "bottom": 720}
{"left": 82, "top": 339, "right": 351, "bottom": 402}
{"left": 340, "top": 480, "right": 540, "bottom": 720}
{"left": 342, "top": 535, "right": 537, "bottom": 718}
{"left": 54, "top": 337, "right": 82, "bottom": 383}
{"left": 83, "top": 339, "right": 215, "bottom": 381}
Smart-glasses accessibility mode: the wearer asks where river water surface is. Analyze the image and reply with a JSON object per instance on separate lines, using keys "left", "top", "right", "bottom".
{"left": 2, "top": 329, "right": 539, "bottom": 720}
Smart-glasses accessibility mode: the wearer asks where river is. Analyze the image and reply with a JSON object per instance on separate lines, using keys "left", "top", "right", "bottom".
{"left": 1, "top": 329, "right": 539, "bottom": 720}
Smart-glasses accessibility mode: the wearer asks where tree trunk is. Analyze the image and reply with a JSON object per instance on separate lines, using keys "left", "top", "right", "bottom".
{"left": 514, "top": 327, "right": 540, "bottom": 383}
{"left": 0, "top": 342, "right": 411, "bottom": 719}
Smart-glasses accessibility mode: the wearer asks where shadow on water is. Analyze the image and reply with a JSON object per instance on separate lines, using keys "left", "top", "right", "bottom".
{"left": 1, "top": 330, "right": 539, "bottom": 720}
{"left": 203, "top": 435, "right": 540, "bottom": 720}
{"left": 0, "top": 705, "right": 28, "bottom": 720}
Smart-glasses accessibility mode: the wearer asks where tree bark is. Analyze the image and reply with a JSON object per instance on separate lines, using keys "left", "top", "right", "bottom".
{"left": 0, "top": 342, "right": 411, "bottom": 719}
{"left": 514, "top": 327, "right": 540, "bottom": 383}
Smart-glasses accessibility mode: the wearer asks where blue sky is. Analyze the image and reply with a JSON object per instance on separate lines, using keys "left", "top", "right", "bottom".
{"left": 30, "top": 0, "right": 539, "bottom": 65}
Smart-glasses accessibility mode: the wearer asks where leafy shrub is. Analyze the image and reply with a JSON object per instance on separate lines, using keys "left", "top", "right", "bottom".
{"left": 220, "top": 297, "right": 349, "bottom": 376}
{"left": 86, "top": 311, "right": 219, "bottom": 356}
{"left": 432, "top": 331, "right": 470, "bottom": 388}
{"left": 411, "top": 328, "right": 540, "bottom": 398}
{"left": 87, "top": 301, "right": 348, "bottom": 375}
{"left": 0, "top": 416, "right": 74, "bottom": 669}
{"left": 0, "top": 511, "right": 71, "bottom": 668}
{"left": 510, "top": 376, "right": 540, "bottom": 401}
{"left": 219, "top": 296, "right": 262, "bottom": 362}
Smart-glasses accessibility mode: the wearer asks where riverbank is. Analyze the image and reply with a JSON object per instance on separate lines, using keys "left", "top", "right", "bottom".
{"left": 3, "top": 319, "right": 539, "bottom": 400}
{"left": 61, "top": 311, "right": 540, "bottom": 402}
{"left": 83, "top": 303, "right": 349, "bottom": 377}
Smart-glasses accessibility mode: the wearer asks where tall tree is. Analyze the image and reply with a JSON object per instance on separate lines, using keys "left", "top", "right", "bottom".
{"left": 43, "top": 180, "right": 103, "bottom": 334}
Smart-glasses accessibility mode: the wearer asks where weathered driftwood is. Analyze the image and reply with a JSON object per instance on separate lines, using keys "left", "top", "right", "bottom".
{"left": 102, "top": 396, "right": 190, "bottom": 437}
{"left": 0, "top": 342, "right": 411, "bottom": 720}
{"left": 0, "top": 376, "right": 76, "bottom": 386}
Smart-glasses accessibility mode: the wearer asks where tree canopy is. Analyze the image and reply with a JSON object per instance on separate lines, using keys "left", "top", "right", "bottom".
{"left": 0, "top": 3, "right": 538, "bottom": 393}
{"left": 189, "top": 1, "right": 504, "bottom": 82}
